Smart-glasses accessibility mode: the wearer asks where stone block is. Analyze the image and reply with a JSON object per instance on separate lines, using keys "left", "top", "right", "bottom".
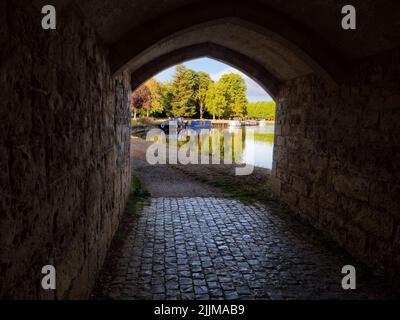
{"left": 276, "top": 136, "right": 286, "bottom": 146}
{"left": 270, "top": 177, "right": 281, "bottom": 198}
{"left": 354, "top": 206, "right": 394, "bottom": 241}
{"left": 299, "top": 196, "right": 318, "bottom": 220}
{"left": 367, "top": 95, "right": 385, "bottom": 110}
{"left": 345, "top": 224, "right": 367, "bottom": 258}
{"left": 280, "top": 188, "right": 298, "bottom": 207}
{"left": 319, "top": 208, "right": 345, "bottom": 232}
{"left": 291, "top": 175, "right": 309, "bottom": 196}
{"left": 333, "top": 175, "right": 369, "bottom": 202}
{"left": 386, "top": 95, "right": 400, "bottom": 109}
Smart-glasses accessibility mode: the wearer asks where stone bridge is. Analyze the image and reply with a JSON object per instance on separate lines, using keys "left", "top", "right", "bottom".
{"left": 0, "top": 0, "right": 399, "bottom": 299}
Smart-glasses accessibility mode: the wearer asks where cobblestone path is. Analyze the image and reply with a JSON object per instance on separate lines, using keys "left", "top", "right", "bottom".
{"left": 94, "top": 197, "right": 395, "bottom": 300}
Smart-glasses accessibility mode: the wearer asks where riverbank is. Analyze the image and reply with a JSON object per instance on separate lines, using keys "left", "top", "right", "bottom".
{"left": 130, "top": 136, "right": 273, "bottom": 203}
{"left": 133, "top": 118, "right": 275, "bottom": 125}
{"left": 131, "top": 118, "right": 276, "bottom": 138}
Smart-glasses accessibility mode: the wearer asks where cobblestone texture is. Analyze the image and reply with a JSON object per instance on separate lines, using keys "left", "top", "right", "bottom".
{"left": 94, "top": 197, "right": 396, "bottom": 300}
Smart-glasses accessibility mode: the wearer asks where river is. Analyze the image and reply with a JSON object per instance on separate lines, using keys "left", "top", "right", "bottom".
{"left": 212, "top": 124, "right": 275, "bottom": 169}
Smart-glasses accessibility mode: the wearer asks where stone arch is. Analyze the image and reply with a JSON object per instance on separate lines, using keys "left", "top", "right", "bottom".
{"left": 110, "top": 0, "right": 346, "bottom": 85}
{"left": 130, "top": 43, "right": 281, "bottom": 99}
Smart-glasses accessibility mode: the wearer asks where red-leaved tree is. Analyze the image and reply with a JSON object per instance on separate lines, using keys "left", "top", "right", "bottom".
{"left": 131, "top": 85, "right": 151, "bottom": 119}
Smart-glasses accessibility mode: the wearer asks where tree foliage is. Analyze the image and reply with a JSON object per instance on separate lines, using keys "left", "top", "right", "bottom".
{"left": 131, "top": 84, "right": 151, "bottom": 118}
{"left": 145, "top": 79, "right": 164, "bottom": 116}
{"left": 246, "top": 101, "right": 276, "bottom": 120}
{"left": 130, "top": 65, "right": 276, "bottom": 121}
{"left": 170, "top": 65, "right": 198, "bottom": 117}
{"left": 217, "top": 73, "right": 248, "bottom": 119}
{"left": 160, "top": 82, "right": 174, "bottom": 117}
{"left": 196, "top": 71, "right": 212, "bottom": 119}
{"left": 205, "top": 81, "right": 226, "bottom": 119}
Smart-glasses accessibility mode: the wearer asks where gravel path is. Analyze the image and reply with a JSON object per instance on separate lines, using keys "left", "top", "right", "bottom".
{"left": 131, "top": 136, "right": 223, "bottom": 197}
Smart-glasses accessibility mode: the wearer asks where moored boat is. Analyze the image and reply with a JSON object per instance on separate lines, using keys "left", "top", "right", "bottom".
{"left": 187, "top": 120, "right": 212, "bottom": 129}
{"left": 228, "top": 119, "right": 242, "bottom": 127}
{"left": 244, "top": 120, "right": 258, "bottom": 126}
{"left": 159, "top": 117, "right": 185, "bottom": 132}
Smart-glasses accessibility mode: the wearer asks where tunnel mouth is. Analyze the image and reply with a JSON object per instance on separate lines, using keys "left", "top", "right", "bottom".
{"left": 129, "top": 56, "right": 277, "bottom": 174}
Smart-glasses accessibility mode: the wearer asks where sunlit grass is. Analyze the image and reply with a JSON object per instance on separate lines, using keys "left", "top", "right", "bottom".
{"left": 126, "top": 175, "right": 150, "bottom": 216}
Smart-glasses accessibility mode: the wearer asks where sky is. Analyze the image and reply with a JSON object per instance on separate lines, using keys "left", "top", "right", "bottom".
{"left": 153, "top": 57, "right": 272, "bottom": 102}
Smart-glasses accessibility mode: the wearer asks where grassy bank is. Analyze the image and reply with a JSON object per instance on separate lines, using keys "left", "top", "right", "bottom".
{"left": 114, "top": 174, "right": 149, "bottom": 242}
{"left": 172, "top": 163, "right": 273, "bottom": 205}
{"left": 126, "top": 175, "right": 150, "bottom": 216}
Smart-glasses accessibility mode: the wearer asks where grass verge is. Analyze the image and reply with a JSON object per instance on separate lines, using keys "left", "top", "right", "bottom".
{"left": 172, "top": 163, "right": 273, "bottom": 205}
{"left": 126, "top": 175, "right": 150, "bottom": 216}
{"left": 91, "top": 174, "right": 150, "bottom": 298}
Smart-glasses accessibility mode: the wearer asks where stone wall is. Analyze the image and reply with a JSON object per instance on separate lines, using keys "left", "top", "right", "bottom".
{"left": 0, "top": 1, "right": 131, "bottom": 299}
{"left": 272, "top": 48, "right": 400, "bottom": 277}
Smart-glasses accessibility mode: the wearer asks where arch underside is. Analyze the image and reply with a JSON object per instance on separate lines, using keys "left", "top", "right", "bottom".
{"left": 110, "top": 1, "right": 347, "bottom": 92}
{"left": 130, "top": 43, "right": 282, "bottom": 99}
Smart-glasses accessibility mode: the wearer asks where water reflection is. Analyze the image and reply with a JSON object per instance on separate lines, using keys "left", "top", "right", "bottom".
{"left": 214, "top": 125, "right": 274, "bottom": 169}
{"left": 177, "top": 125, "right": 274, "bottom": 170}
{"left": 150, "top": 124, "right": 275, "bottom": 170}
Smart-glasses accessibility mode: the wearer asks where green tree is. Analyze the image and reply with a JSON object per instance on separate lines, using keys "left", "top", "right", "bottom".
{"left": 246, "top": 101, "right": 276, "bottom": 120}
{"left": 160, "top": 82, "right": 174, "bottom": 117}
{"left": 205, "top": 81, "right": 226, "bottom": 120}
{"left": 195, "top": 71, "right": 211, "bottom": 119}
{"left": 218, "top": 73, "right": 247, "bottom": 119}
{"left": 145, "top": 79, "right": 164, "bottom": 116}
{"left": 171, "top": 65, "right": 198, "bottom": 117}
